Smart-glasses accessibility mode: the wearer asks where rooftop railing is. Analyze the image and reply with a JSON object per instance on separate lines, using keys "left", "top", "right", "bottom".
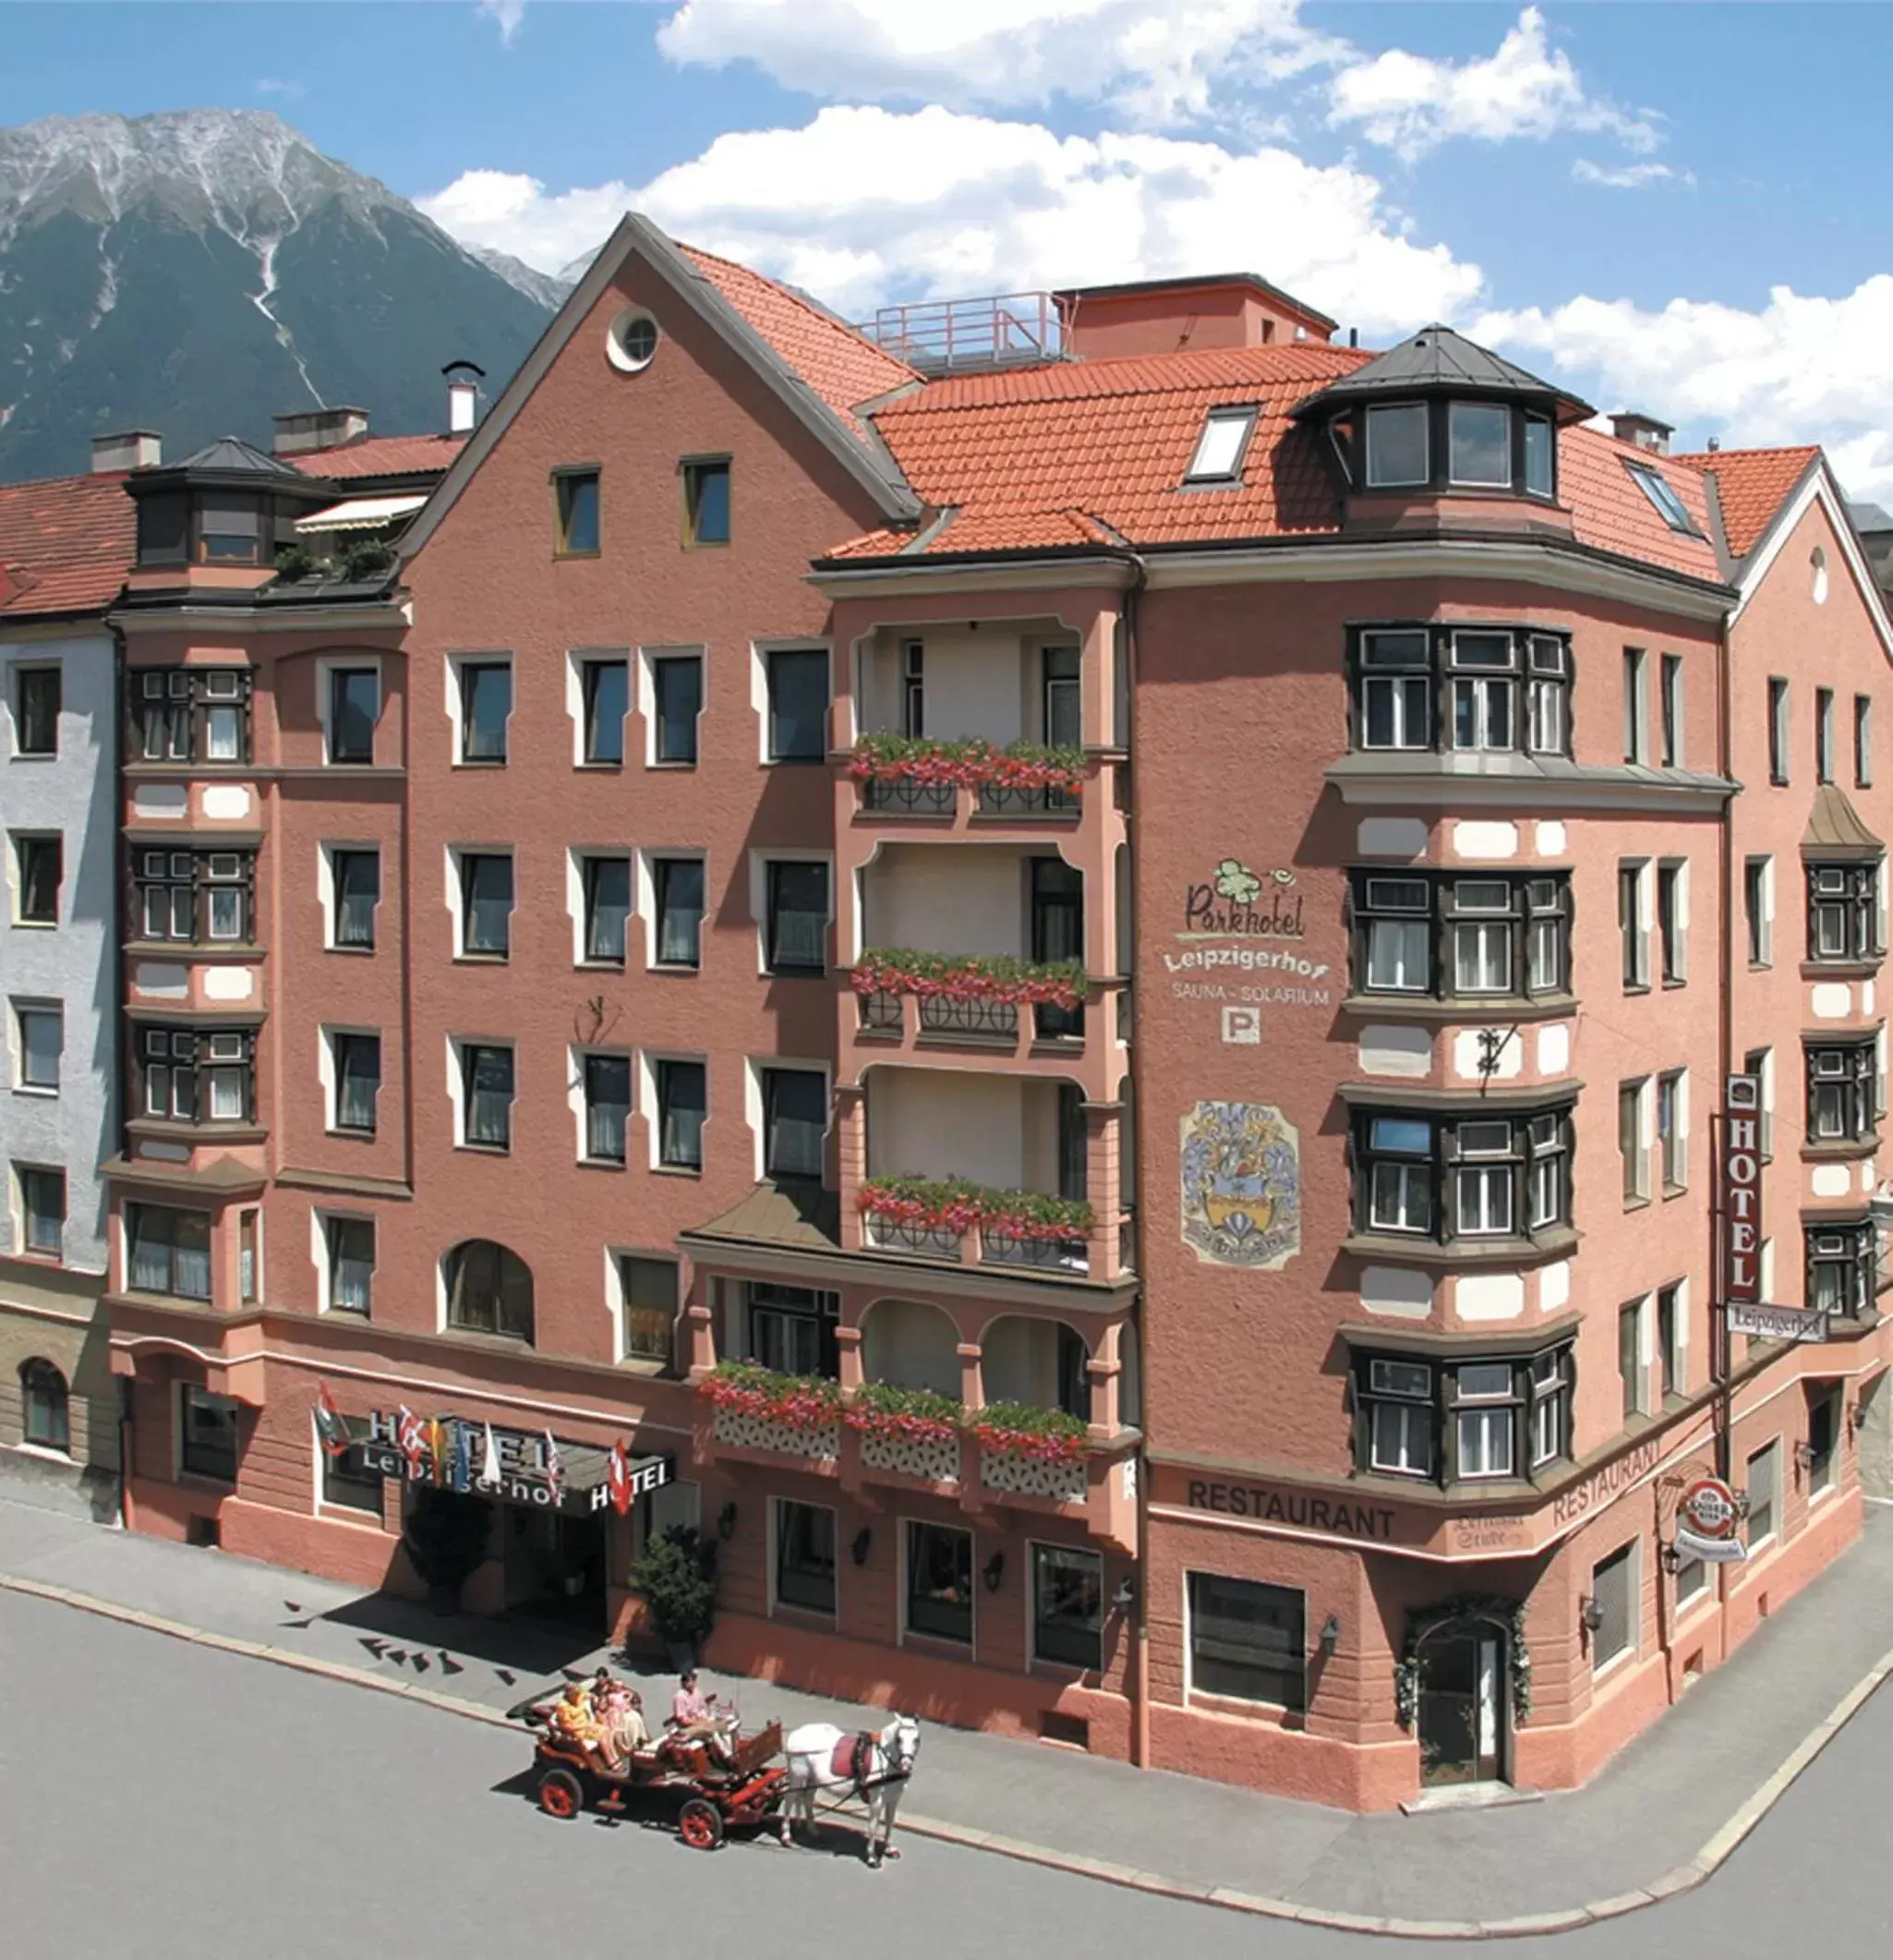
{"left": 855, "top": 293, "right": 1066, "bottom": 375}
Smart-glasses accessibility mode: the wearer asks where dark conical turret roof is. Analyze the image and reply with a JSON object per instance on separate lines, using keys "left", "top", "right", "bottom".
{"left": 1293, "top": 323, "right": 1594, "bottom": 425}
{"left": 173, "top": 435, "right": 307, "bottom": 476}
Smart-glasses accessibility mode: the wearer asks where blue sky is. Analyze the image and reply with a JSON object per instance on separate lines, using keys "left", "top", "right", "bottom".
{"left": 8, "top": 3, "right": 1893, "bottom": 487}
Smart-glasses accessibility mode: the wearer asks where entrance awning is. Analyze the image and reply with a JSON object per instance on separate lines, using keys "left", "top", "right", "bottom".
{"left": 295, "top": 491, "right": 428, "bottom": 535}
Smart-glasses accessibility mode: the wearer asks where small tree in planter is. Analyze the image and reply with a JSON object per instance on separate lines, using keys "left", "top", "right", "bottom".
{"left": 628, "top": 1525, "right": 720, "bottom": 1669}
{"left": 401, "top": 1487, "right": 495, "bottom": 1614}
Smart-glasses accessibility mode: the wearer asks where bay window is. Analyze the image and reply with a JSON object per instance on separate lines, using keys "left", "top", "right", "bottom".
{"left": 136, "top": 1025, "right": 255, "bottom": 1125}
{"left": 1806, "top": 860, "right": 1882, "bottom": 964}
{"left": 134, "top": 848, "right": 254, "bottom": 945}
{"left": 1806, "top": 1220, "right": 1875, "bottom": 1320}
{"left": 1351, "top": 1101, "right": 1573, "bottom": 1248}
{"left": 1806, "top": 1039, "right": 1876, "bottom": 1143}
{"left": 1350, "top": 625, "right": 1571, "bottom": 759}
{"left": 1354, "top": 1341, "right": 1573, "bottom": 1488}
{"left": 130, "top": 668, "right": 250, "bottom": 764}
{"left": 1350, "top": 870, "right": 1570, "bottom": 1002}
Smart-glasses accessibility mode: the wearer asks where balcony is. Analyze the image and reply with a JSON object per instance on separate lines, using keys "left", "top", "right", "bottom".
{"left": 851, "top": 950, "right": 1091, "bottom": 1062}
{"left": 859, "top": 1178, "right": 1095, "bottom": 1277}
{"left": 697, "top": 1364, "right": 841, "bottom": 1468}
{"left": 848, "top": 738, "right": 1090, "bottom": 835}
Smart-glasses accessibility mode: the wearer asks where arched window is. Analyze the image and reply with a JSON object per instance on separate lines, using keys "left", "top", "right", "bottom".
{"left": 19, "top": 1359, "right": 69, "bottom": 1453}
{"left": 442, "top": 1240, "right": 534, "bottom": 1343}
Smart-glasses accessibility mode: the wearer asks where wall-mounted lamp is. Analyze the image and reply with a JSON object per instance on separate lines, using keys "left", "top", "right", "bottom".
{"left": 1112, "top": 1577, "right": 1136, "bottom": 1613}
{"left": 850, "top": 1527, "right": 873, "bottom": 1567}
{"left": 717, "top": 1501, "right": 739, "bottom": 1542}
{"left": 1579, "top": 1595, "right": 1604, "bottom": 1634}
{"left": 983, "top": 1550, "right": 1006, "bottom": 1593}
{"left": 1320, "top": 1615, "right": 1341, "bottom": 1657}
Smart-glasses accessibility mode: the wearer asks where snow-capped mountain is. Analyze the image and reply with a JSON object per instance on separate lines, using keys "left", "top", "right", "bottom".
{"left": 0, "top": 110, "right": 558, "bottom": 480}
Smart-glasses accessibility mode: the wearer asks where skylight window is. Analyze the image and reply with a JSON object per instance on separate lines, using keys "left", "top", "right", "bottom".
{"left": 1627, "top": 462, "right": 1698, "bottom": 535}
{"left": 1186, "top": 406, "right": 1259, "bottom": 484}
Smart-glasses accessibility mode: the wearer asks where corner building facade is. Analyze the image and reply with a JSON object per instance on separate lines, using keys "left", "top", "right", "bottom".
{"left": 105, "top": 231, "right": 1893, "bottom": 1809}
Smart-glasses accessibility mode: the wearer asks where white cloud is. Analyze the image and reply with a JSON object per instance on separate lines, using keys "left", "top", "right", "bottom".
{"left": 256, "top": 79, "right": 305, "bottom": 99}
{"left": 1571, "top": 159, "right": 1692, "bottom": 190}
{"left": 1477, "top": 279, "right": 1893, "bottom": 498}
{"left": 419, "top": 103, "right": 1484, "bottom": 333}
{"left": 1328, "top": 6, "right": 1658, "bottom": 163}
{"left": 656, "top": 0, "right": 1348, "bottom": 128}
{"left": 477, "top": 0, "right": 525, "bottom": 46}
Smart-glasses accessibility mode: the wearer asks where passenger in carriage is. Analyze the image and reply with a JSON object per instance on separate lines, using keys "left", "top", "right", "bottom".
{"left": 548, "top": 1680, "right": 622, "bottom": 1772}
{"left": 593, "top": 1669, "right": 649, "bottom": 1759}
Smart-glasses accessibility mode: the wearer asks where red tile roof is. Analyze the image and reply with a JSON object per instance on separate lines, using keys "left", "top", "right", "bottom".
{"left": 681, "top": 244, "right": 918, "bottom": 435}
{"left": 1670, "top": 444, "right": 1820, "bottom": 558}
{"left": 0, "top": 469, "right": 136, "bottom": 618}
{"left": 828, "top": 345, "right": 1726, "bottom": 583}
{"left": 295, "top": 433, "right": 468, "bottom": 480}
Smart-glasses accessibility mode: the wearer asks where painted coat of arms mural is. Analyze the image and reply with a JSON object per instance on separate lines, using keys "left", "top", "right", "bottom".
{"left": 1180, "top": 1100, "right": 1301, "bottom": 1269}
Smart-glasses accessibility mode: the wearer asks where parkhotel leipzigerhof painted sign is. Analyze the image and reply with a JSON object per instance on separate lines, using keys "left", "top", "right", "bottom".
{"left": 1164, "top": 858, "right": 1333, "bottom": 1010}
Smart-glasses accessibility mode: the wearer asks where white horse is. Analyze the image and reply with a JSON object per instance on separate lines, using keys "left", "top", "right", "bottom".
{"left": 777, "top": 1714, "right": 921, "bottom": 1866}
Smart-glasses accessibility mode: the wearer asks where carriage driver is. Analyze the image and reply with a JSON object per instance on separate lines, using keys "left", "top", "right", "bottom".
{"left": 669, "top": 1670, "right": 734, "bottom": 1764}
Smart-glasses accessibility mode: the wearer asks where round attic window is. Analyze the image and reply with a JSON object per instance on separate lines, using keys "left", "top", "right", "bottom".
{"left": 1812, "top": 546, "right": 1829, "bottom": 605}
{"left": 607, "top": 309, "right": 659, "bottom": 373}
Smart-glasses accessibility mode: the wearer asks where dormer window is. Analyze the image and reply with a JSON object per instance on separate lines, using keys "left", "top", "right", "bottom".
{"left": 1186, "top": 406, "right": 1260, "bottom": 484}
{"left": 1626, "top": 461, "right": 1698, "bottom": 535}
{"left": 1365, "top": 405, "right": 1429, "bottom": 488}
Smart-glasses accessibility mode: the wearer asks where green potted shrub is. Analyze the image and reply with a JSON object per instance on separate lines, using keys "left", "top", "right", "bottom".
{"left": 628, "top": 1524, "right": 719, "bottom": 1669}
{"left": 401, "top": 1487, "right": 494, "bottom": 1615}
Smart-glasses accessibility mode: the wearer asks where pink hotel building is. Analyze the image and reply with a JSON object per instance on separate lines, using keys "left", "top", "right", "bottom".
{"left": 84, "top": 216, "right": 1893, "bottom": 1808}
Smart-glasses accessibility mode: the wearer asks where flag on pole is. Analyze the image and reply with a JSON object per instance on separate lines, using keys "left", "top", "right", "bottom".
{"left": 543, "top": 1428, "right": 564, "bottom": 1500}
{"left": 313, "top": 1384, "right": 351, "bottom": 1459}
{"left": 451, "top": 1421, "right": 472, "bottom": 1494}
{"left": 478, "top": 1422, "right": 502, "bottom": 1490}
{"left": 608, "top": 1439, "right": 633, "bottom": 1516}
{"left": 396, "top": 1405, "right": 426, "bottom": 1470}
{"left": 428, "top": 1418, "right": 447, "bottom": 1485}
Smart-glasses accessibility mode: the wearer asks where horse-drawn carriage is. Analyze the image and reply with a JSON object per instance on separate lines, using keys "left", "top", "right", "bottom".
{"left": 509, "top": 1679, "right": 921, "bottom": 1864}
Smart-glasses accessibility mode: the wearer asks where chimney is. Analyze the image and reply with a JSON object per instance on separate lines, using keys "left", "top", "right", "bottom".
{"left": 1610, "top": 411, "right": 1673, "bottom": 455}
{"left": 443, "top": 359, "right": 487, "bottom": 435}
{"left": 91, "top": 430, "right": 162, "bottom": 473}
{"left": 272, "top": 407, "right": 370, "bottom": 457}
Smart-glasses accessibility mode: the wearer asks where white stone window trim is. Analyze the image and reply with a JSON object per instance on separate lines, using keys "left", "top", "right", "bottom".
{"left": 317, "top": 840, "right": 380, "bottom": 952}
{"left": 605, "top": 1244, "right": 680, "bottom": 1370}
{"left": 639, "top": 1047, "right": 708, "bottom": 1174}
{"left": 751, "top": 637, "right": 832, "bottom": 768}
{"left": 9, "top": 996, "right": 62, "bottom": 1096}
{"left": 743, "top": 1055, "right": 832, "bottom": 1184}
{"left": 3, "top": 652, "right": 64, "bottom": 762}
{"left": 571, "top": 1042, "right": 635, "bottom": 1168}
{"left": 315, "top": 654, "right": 381, "bottom": 768}
{"left": 1589, "top": 1538, "right": 1641, "bottom": 1681}
{"left": 444, "top": 650, "right": 513, "bottom": 767}
{"left": 566, "top": 844, "right": 636, "bottom": 970}
{"left": 446, "top": 1032, "right": 515, "bottom": 1154}
{"left": 746, "top": 847, "right": 835, "bottom": 977}
{"left": 445, "top": 842, "right": 514, "bottom": 962}
{"left": 318, "top": 1022, "right": 380, "bottom": 1136}
{"left": 563, "top": 647, "right": 633, "bottom": 769}
{"left": 636, "top": 848, "right": 709, "bottom": 973}
{"left": 639, "top": 643, "right": 706, "bottom": 768}
{"left": 309, "top": 1204, "right": 375, "bottom": 1313}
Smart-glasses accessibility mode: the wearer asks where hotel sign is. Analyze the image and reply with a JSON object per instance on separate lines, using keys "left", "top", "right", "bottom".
{"left": 1725, "top": 1301, "right": 1828, "bottom": 1344}
{"left": 357, "top": 1410, "right": 670, "bottom": 1518}
{"left": 1721, "top": 1074, "right": 1763, "bottom": 1306}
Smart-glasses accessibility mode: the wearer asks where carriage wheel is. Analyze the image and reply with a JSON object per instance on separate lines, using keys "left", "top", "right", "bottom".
{"left": 537, "top": 1770, "right": 585, "bottom": 1820}
{"left": 679, "top": 1798, "right": 725, "bottom": 1850}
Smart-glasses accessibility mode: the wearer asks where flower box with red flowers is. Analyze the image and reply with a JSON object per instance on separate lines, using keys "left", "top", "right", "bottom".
{"left": 845, "top": 1381, "right": 964, "bottom": 1447}
{"left": 850, "top": 950, "right": 1090, "bottom": 1012}
{"left": 699, "top": 1361, "right": 842, "bottom": 1430}
{"left": 847, "top": 734, "right": 1089, "bottom": 794}
{"left": 857, "top": 1176, "right": 1094, "bottom": 1244}
{"left": 971, "top": 1400, "right": 1089, "bottom": 1466}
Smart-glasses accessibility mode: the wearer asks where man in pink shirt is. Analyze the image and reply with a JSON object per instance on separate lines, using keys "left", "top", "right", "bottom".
{"left": 668, "top": 1669, "right": 733, "bottom": 1763}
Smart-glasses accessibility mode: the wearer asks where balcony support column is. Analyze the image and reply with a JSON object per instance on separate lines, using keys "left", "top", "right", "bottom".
{"left": 835, "top": 1323, "right": 864, "bottom": 1394}
{"left": 957, "top": 1340, "right": 984, "bottom": 1413}
{"left": 835, "top": 1083, "right": 867, "bottom": 1252}
{"left": 1083, "top": 1096, "right": 1124, "bottom": 1279}
{"left": 1087, "top": 1321, "right": 1122, "bottom": 1439}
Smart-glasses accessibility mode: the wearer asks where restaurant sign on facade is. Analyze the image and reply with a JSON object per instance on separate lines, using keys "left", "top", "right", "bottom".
{"left": 1672, "top": 1474, "right": 1748, "bottom": 1567}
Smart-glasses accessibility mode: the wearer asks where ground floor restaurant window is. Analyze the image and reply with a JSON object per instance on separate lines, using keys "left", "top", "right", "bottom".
{"left": 774, "top": 1499, "right": 836, "bottom": 1615}
{"left": 1588, "top": 1541, "right": 1635, "bottom": 1669}
{"left": 906, "top": 1521, "right": 973, "bottom": 1644}
{"left": 180, "top": 1384, "right": 239, "bottom": 1483}
{"left": 317, "top": 1418, "right": 382, "bottom": 1515}
{"left": 1188, "top": 1573, "right": 1306, "bottom": 1712}
{"left": 1031, "top": 1543, "right": 1103, "bottom": 1669}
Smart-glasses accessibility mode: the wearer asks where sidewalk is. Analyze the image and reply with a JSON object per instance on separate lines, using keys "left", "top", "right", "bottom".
{"left": 3, "top": 1493, "right": 1889, "bottom": 1935}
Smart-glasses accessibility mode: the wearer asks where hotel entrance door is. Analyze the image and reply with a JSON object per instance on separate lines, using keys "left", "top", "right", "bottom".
{"left": 1417, "top": 1623, "right": 1506, "bottom": 1787}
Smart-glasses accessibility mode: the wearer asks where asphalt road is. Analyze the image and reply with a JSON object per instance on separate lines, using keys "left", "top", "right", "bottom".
{"left": 5, "top": 1587, "right": 1892, "bottom": 1958}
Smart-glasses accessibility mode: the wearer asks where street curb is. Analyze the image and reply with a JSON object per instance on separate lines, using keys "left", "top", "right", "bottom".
{"left": 4, "top": 1567, "right": 1888, "bottom": 1940}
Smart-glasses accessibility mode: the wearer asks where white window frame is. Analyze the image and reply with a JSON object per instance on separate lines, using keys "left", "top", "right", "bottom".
{"left": 318, "top": 841, "right": 380, "bottom": 952}
{"left": 1446, "top": 401, "right": 1512, "bottom": 489}
{"left": 567, "top": 846, "right": 635, "bottom": 969}
{"left": 1744, "top": 1437, "right": 1781, "bottom": 1552}
{"left": 1184, "top": 405, "right": 1260, "bottom": 484}
{"left": 1589, "top": 1538, "right": 1640, "bottom": 1676}
{"left": 445, "top": 844, "right": 514, "bottom": 961}
{"left": 447, "top": 1034, "right": 515, "bottom": 1153}
{"left": 606, "top": 1246, "right": 680, "bottom": 1370}
{"left": 752, "top": 637, "right": 832, "bottom": 767}
{"left": 11, "top": 998, "right": 61, "bottom": 1095}
{"left": 1364, "top": 403, "right": 1429, "bottom": 489}
{"left": 320, "top": 1024, "right": 380, "bottom": 1137}
{"left": 309, "top": 1206, "right": 375, "bottom": 1315}
{"left": 310, "top": 1415, "right": 385, "bottom": 1526}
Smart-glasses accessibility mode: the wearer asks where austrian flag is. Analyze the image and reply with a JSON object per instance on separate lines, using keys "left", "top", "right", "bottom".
{"left": 313, "top": 1384, "right": 351, "bottom": 1459}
